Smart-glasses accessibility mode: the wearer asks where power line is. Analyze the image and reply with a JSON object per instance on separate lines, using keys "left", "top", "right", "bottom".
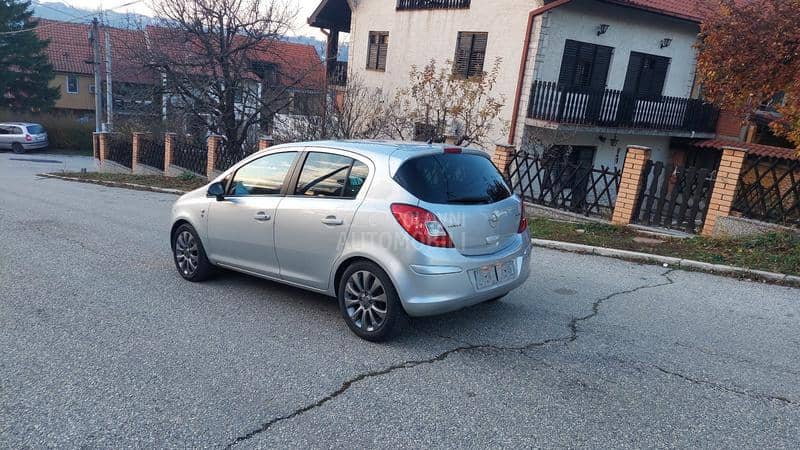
{"left": 0, "top": 0, "right": 144, "bottom": 35}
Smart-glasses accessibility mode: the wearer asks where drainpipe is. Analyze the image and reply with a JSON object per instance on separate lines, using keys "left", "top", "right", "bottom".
{"left": 507, "top": 0, "right": 573, "bottom": 146}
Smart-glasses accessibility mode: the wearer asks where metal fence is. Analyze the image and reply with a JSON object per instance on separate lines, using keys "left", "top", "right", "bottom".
{"left": 733, "top": 156, "right": 800, "bottom": 227}
{"left": 396, "top": 0, "right": 470, "bottom": 10}
{"left": 138, "top": 134, "right": 165, "bottom": 169}
{"left": 507, "top": 150, "right": 621, "bottom": 218}
{"left": 215, "top": 141, "right": 257, "bottom": 172}
{"left": 107, "top": 133, "right": 132, "bottom": 168}
{"left": 172, "top": 139, "right": 207, "bottom": 175}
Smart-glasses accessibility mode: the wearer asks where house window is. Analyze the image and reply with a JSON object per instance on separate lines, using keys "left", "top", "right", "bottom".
{"left": 66, "top": 75, "right": 79, "bottom": 94}
{"left": 623, "top": 52, "right": 671, "bottom": 99}
{"left": 557, "top": 40, "right": 614, "bottom": 90}
{"left": 366, "top": 31, "right": 389, "bottom": 71}
{"left": 454, "top": 32, "right": 488, "bottom": 78}
{"left": 292, "top": 91, "right": 323, "bottom": 116}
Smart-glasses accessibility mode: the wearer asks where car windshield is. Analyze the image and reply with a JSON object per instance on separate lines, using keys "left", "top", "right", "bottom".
{"left": 393, "top": 153, "right": 512, "bottom": 204}
{"left": 27, "top": 124, "right": 44, "bottom": 134}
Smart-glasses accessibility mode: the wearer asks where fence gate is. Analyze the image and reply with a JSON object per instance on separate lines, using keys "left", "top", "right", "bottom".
{"left": 632, "top": 160, "right": 715, "bottom": 233}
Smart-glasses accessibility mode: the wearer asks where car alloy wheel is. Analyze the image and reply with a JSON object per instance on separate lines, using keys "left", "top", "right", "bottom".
{"left": 174, "top": 230, "right": 199, "bottom": 277}
{"left": 344, "top": 270, "right": 388, "bottom": 332}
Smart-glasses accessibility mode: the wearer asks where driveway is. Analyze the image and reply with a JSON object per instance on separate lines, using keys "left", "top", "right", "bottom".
{"left": 1, "top": 152, "right": 798, "bottom": 447}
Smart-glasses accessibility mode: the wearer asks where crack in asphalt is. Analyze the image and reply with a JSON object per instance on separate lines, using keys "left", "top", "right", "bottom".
{"left": 652, "top": 365, "right": 796, "bottom": 405}
{"left": 226, "top": 270, "right": 676, "bottom": 447}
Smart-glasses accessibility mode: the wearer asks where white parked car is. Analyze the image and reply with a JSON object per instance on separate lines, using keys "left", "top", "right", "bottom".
{"left": 170, "top": 140, "right": 531, "bottom": 341}
{"left": 0, "top": 122, "right": 49, "bottom": 153}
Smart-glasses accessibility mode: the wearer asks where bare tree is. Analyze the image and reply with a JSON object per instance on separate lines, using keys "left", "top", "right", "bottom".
{"left": 272, "top": 75, "right": 397, "bottom": 143}
{"left": 135, "top": 0, "right": 323, "bottom": 152}
{"left": 393, "top": 58, "right": 507, "bottom": 148}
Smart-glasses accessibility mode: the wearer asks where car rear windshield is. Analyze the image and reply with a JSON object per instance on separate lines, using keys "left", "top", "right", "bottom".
{"left": 26, "top": 124, "right": 44, "bottom": 134}
{"left": 393, "top": 153, "right": 511, "bottom": 204}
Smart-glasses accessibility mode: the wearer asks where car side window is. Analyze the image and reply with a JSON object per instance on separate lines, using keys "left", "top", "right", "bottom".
{"left": 295, "top": 152, "right": 355, "bottom": 197}
{"left": 344, "top": 160, "right": 369, "bottom": 198}
{"left": 8, "top": 126, "right": 21, "bottom": 135}
{"left": 227, "top": 152, "right": 297, "bottom": 196}
{"left": 0, "top": 126, "right": 7, "bottom": 135}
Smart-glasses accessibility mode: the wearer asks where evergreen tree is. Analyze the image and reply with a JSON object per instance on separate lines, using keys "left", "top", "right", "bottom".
{"left": 0, "top": 0, "right": 60, "bottom": 111}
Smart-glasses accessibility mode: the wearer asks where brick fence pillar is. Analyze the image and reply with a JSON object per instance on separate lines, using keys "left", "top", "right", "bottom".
{"left": 258, "top": 136, "right": 273, "bottom": 150}
{"left": 97, "top": 132, "right": 109, "bottom": 163}
{"left": 611, "top": 145, "right": 651, "bottom": 225}
{"left": 131, "top": 132, "right": 144, "bottom": 173}
{"left": 164, "top": 132, "right": 177, "bottom": 176}
{"left": 207, "top": 135, "right": 222, "bottom": 178}
{"left": 701, "top": 146, "right": 747, "bottom": 236}
{"left": 492, "top": 144, "right": 515, "bottom": 178}
{"left": 92, "top": 132, "right": 100, "bottom": 161}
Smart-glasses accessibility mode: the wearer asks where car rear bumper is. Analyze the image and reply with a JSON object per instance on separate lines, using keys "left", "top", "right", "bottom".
{"left": 397, "top": 234, "right": 532, "bottom": 317}
{"left": 23, "top": 140, "right": 48, "bottom": 150}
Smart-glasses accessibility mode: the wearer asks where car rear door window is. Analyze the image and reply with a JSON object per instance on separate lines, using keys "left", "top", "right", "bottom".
{"left": 394, "top": 153, "right": 511, "bottom": 204}
{"left": 295, "top": 152, "right": 355, "bottom": 198}
{"left": 228, "top": 152, "right": 297, "bottom": 196}
{"left": 344, "top": 160, "right": 369, "bottom": 198}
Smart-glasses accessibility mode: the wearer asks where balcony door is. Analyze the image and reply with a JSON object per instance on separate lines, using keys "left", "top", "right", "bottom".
{"left": 557, "top": 40, "right": 614, "bottom": 122}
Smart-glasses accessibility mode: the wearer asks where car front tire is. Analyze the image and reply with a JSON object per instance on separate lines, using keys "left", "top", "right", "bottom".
{"left": 338, "top": 261, "right": 407, "bottom": 342}
{"left": 171, "top": 223, "right": 214, "bottom": 282}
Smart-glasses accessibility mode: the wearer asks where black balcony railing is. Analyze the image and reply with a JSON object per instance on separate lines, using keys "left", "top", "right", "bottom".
{"left": 396, "top": 0, "right": 470, "bottom": 11}
{"left": 527, "top": 81, "right": 719, "bottom": 133}
{"left": 328, "top": 61, "right": 347, "bottom": 86}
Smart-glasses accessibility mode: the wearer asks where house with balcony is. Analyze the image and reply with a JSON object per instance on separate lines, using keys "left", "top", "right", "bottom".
{"left": 309, "top": 0, "right": 725, "bottom": 169}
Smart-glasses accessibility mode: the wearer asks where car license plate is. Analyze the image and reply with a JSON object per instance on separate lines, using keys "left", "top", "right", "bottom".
{"left": 497, "top": 260, "right": 516, "bottom": 283}
{"left": 474, "top": 260, "right": 516, "bottom": 290}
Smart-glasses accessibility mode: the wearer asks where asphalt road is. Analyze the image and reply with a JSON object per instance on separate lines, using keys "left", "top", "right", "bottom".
{"left": 1, "top": 152, "right": 799, "bottom": 448}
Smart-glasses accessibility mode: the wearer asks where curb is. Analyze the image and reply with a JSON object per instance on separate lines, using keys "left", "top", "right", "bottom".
{"left": 532, "top": 238, "right": 800, "bottom": 287}
{"left": 38, "top": 173, "right": 189, "bottom": 195}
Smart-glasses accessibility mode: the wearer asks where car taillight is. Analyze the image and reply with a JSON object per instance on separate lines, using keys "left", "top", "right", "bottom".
{"left": 390, "top": 203, "right": 454, "bottom": 248}
{"left": 518, "top": 200, "right": 528, "bottom": 233}
{"left": 25, "top": 134, "right": 32, "bottom": 142}
{"left": 443, "top": 147, "right": 461, "bottom": 154}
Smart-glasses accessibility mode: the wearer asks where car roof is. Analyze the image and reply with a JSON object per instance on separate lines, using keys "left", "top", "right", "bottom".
{"left": 0, "top": 122, "right": 41, "bottom": 127}
{"left": 267, "top": 139, "right": 487, "bottom": 163}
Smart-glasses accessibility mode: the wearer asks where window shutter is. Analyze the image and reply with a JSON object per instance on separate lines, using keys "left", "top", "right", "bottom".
{"left": 467, "top": 32, "right": 487, "bottom": 77}
{"left": 622, "top": 52, "right": 643, "bottom": 93}
{"left": 377, "top": 34, "right": 389, "bottom": 70}
{"left": 367, "top": 33, "right": 378, "bottom": 69}
{"left": 454, "top": 32, "right": 471, "bottom": 77}
{"left": 649, "top": 56, "right": 670, "bottom": 98}
{"left": 558, "top": 40, "right": 580, "bottom": 86}
{"left": 589, "top": 45, "right": 613, "bottom": 91}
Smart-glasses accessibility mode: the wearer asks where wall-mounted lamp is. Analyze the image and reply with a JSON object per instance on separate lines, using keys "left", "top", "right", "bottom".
{"left": 597, "top": 24, "right": 610, "bottom": 36}
{"left": 660, "top": 38, "right": 673, "bottom": 48}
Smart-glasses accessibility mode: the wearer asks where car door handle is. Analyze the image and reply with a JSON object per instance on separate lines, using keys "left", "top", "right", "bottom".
{"left": 321, "top": 216, "right": 344, "bottom": 226}
{"left": 254, "top": 211, "right": 271, "bottom": 222}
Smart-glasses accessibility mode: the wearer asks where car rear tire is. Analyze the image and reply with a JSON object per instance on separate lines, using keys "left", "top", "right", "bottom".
{"left": 171, "top": 223, "right": 214, "bottom": 282}
{"left": 338, "top": 261, "right": 407, "bottom": 342}
{"left": 11, "top": 143, "right": 25, "bottom": 154}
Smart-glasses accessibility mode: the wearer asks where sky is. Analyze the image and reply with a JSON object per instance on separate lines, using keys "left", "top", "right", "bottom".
{"left": 37, "top": 0, "right": 326, "bottom": 38}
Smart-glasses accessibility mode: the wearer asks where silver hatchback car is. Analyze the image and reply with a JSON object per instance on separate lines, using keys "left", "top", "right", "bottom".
{"left": 170, "top": 140, "right": 531, "bottom": 340}
{"left": 0, "top": 122, "right": 49, "bottom": 153}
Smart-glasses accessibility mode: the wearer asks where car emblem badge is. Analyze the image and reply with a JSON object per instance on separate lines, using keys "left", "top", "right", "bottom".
{"left": 489, "top": 213, "right": 499, "bottom": 228}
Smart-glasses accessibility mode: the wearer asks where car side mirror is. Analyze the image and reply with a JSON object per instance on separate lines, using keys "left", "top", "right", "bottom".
{"left": 207, "top": 182, "right": 225, "bottom": 201}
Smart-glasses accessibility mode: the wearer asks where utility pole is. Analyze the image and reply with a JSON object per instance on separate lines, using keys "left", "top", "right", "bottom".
{"left": 104, "top": 23, "right": 113, "bottom": 131}
{"left": 89, "top": 18, "right": 102, "bottom": 133}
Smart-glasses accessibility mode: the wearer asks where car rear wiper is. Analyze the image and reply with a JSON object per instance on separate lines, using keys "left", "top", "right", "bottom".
{"left": 446, "top": 196, "right": 491, "bottom": 204}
